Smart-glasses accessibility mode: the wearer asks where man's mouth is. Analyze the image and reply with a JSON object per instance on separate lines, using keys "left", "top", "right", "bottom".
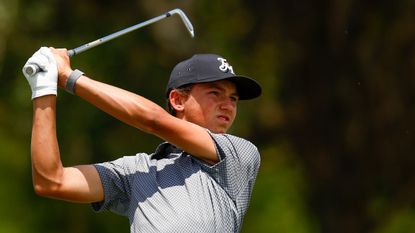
{"left": 217, "top": 115, "right": 230, "bottom": 123}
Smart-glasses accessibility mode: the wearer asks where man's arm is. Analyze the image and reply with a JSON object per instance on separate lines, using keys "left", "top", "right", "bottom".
{"left": 23, "top": 48, "right": 104, "bottom": 203}
{"left": 51, "top": 48, "right": 218, "bottom": 165}
{"left": 75, "top": 75, "right": 218, "bottom": 164}
{"left": 31, "top": 96, "right": 104, "bottom": 203}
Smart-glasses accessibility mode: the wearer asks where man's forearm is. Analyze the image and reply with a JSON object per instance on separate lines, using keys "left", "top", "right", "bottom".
{"left": 31, "top": 96, "right": 64, "bottom": 195}
{"left": 74, "top": 75, "right": 166, "bottom": 133}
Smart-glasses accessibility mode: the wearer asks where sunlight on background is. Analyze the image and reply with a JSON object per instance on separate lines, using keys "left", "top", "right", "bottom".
{"left": 1, "top": 0, "right": 415, "bottom": 232}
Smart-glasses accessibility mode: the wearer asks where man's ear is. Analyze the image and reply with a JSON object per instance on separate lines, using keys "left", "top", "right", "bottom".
{"left": 169, "top": 90, "right": 187, "bottom": 114}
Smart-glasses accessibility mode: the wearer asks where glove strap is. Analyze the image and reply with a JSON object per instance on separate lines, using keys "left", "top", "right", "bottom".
{"left": 66, "top": 69, "right": 84, "bottom": 95}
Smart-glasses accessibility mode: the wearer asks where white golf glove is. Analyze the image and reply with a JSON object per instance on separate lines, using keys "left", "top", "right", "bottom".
{"left": 22, "top": 47, "right": 58, "bottom": 99}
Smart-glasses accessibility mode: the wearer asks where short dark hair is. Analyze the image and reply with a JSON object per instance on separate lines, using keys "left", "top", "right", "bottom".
{"left": 166, "top": 84, "right": 193, "bottom": 116}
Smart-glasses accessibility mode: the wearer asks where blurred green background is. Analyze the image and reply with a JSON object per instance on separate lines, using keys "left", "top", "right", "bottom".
{"left": 1, "top": 0, "right": 415, "bottom": 232}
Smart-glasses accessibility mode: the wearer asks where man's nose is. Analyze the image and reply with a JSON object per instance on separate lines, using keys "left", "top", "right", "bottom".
{"left": 219, "top": 98, "right": 236, "bottom": 111}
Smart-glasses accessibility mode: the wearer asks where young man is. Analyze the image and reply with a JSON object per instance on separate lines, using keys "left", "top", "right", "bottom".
{"left": 22, "top": 47, "right": 262, "bottom": 233}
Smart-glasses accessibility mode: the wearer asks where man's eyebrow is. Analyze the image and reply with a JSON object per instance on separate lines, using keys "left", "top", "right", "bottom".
{"left": 206, "top": 83, "right": 239, "bottom": 97}
{"left": 206, "top": 83, "right": 223, "bottom": 90}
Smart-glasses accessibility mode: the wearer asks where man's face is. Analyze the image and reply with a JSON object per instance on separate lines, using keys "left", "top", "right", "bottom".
{"left": 181, "top": 80, "right": 239, "bottom": 133}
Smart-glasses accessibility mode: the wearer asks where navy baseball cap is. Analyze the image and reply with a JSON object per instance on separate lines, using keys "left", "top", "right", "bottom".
{"left": 166, "top": 54, "right": 262, "bottom": 100}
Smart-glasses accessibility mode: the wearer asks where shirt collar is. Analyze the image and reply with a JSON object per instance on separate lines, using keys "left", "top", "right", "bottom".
{"left": 150, "top": 142, "right": 183, "bottom": 160}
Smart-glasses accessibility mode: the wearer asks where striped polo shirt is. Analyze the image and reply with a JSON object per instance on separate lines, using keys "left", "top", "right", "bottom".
{"left": 92, "top": 132, "right": 260, "bottom": 233}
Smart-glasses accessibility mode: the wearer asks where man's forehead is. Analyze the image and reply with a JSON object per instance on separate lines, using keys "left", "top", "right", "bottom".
{"left": 194, "top": 80, "right": 236, "bottom": 91}
{"left": 196, "top": 80, "right": 236, "bottom": 88}
{"left": 194, "top": 80, "right": 238, "bottom": 93}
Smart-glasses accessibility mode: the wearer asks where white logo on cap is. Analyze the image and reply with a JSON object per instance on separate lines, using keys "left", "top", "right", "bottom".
{"left": 217, "top": 57, "right": 235, "bottom": 74}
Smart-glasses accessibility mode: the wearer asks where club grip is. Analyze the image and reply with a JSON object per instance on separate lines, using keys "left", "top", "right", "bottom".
{"left": 68, "top": 49, "right": 75, "bottom": 57}
{"left": 23, "top": 64, "right": 40, "bottom": 77}
{"left": 24, "top": 50, "right": 74, "bottom": 77}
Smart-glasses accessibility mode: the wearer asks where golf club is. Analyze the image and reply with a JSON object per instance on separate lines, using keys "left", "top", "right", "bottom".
{"left": 24, "top": 8, "right": 194, "bottom": 76}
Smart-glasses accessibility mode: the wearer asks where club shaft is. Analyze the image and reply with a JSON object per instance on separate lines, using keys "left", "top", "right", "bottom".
{"left": 24, "top": 8, "right": 194, "bottom": 76}
{"left": 68, "top": 13, "right": 170, "bottom": 57}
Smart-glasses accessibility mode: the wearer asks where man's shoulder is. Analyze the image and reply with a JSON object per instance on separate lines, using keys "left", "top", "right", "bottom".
{"left": 207, "top": 132, "right": 260, "bottom": 166}
{"left": 209, "top": 132, "right": 258, "bottom": 150}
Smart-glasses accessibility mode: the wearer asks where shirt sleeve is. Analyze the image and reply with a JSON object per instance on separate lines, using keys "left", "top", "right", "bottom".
{"left": 91, "top": 153, "right": 150, "bottom": 216}
{"left": 198, "top": 132, "right": 261, "bottom": 200}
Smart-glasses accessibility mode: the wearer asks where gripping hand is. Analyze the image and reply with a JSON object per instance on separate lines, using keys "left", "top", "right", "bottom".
{"left": 22, "top": 47, "right": 58, "bottom": 99}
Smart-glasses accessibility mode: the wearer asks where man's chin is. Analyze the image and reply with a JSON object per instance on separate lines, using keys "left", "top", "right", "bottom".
{"left": 209, "top": 126, "right": 228, "bottom": 134}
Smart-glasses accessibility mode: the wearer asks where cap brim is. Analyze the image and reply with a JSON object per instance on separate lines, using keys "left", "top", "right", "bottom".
{"left": 226, "top": 76, "right": 262, "bottom": 100}
{"left": 166, "top": 75, "right": 262, "bottom": 100}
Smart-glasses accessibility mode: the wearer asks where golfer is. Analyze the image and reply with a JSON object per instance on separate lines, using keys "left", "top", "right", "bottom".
{"left": 22, "top": 47, "right": 262, "bottom": 233}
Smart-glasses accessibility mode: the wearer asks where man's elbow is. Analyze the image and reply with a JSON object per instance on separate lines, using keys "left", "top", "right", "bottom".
{"left": 32, "top": 176, "right": 62, "bottom": 198}
{"left": 33, "top": 183, "right": 50, "bottom": 197}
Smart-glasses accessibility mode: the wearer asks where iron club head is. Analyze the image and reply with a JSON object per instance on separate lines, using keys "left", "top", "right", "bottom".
{"left": 167, "top": 9, "right": 195, "bottom": 38}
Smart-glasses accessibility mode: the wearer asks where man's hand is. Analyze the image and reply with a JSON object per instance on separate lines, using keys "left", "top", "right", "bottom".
{"left": 22, "top": 47, "right": 58, "bottom": 100}
{"left": 49, "top": 48, "right": 73, "bottom": 89}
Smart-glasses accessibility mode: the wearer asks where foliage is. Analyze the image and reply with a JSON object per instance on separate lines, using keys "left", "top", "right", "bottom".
{"left": 1, "top": 0, "right": 415, "bottom": 232}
